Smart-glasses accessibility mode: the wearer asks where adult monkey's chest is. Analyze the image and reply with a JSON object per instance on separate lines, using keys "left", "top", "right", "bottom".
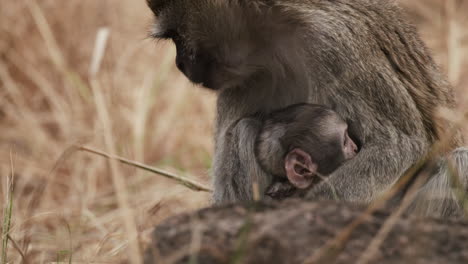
{"left": 309, "top": 88, "right": 365, "bottom": 148}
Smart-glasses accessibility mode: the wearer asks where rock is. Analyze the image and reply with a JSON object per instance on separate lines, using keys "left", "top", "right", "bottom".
{"left": 144, "top": 199, "right": 468, "bottom": 264}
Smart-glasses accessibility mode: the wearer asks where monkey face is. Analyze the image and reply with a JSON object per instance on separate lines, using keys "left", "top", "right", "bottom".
{"left": 342, "top": 126, "right": 358, "bottom": 160}
{"left": 147, "top": 0, "right": 300, "bottom": 90}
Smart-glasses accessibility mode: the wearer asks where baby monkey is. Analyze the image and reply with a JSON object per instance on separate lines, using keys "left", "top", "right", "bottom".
{"left": 255, "top": 104, "right": 358, "bottom": 200}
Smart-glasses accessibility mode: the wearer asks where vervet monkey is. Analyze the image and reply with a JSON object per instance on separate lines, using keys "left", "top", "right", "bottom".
{"left": 255, "top": 104, "right": 358, "bottom": 199}
{"left": 146, "top": 0, "right": 461, "bottom": 205}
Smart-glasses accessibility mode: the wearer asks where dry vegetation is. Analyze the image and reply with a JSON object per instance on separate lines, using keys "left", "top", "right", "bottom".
{"left": 0, "top": 0, "right": 467, "bottom": 263}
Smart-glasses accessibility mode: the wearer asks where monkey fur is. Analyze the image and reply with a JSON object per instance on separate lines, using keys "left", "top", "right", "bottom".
{"left": 255, "top": 103, "right": 357, "bottom": 199}
{"left": 147, "top": 0, "right": 464, "bottom": 214}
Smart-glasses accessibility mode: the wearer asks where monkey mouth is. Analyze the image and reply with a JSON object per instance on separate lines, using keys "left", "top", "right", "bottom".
{"left": 190, "top": 70, "right": 247, "bottom": 91}
{"left": 198, "top": 80, "right": 219, "bottom": 91}
{"left": 198, "top": 76, "right": 228, "bottom": 91}
{"left": 184, "top": 70, "right": 220, "bottom": 90}
{"left": 183, "top": 75, "right": 217, "bottom": 90}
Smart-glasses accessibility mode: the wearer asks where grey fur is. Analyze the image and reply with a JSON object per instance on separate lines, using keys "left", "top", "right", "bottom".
{"left": 210, "top": 117, "right": 273, "bottom": 202}
{"left": 147, "top": 0, "right": 461, "bottom": 205}
{"left": 256, "top": 123, "right": 286, "bottom": 177}
{"left": 407, "top": 148, "right": 468, "bottom": 218}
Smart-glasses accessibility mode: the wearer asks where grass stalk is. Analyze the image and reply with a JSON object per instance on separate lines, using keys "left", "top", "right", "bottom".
{"left": 1, "top": 150, "right": 15, "bottom": 264}
{"left": 78, "top": 146, "right": 212, "bottom": 193}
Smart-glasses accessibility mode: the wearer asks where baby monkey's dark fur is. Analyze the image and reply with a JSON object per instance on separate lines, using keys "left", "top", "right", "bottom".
{"left": 255, "top": 104, "right": 357, "bottom": 198}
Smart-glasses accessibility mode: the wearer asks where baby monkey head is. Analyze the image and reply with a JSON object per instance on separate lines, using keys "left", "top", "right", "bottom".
{"left": 147, "top": 0, "right": 303, "bottom": 90}
{"left": 256, "top": 104, "right": 358, "bottom": 189}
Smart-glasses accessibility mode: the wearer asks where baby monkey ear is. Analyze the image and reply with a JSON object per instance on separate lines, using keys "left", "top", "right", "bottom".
{"left": 284, "top": 148, "right": 317, "bottom": 189}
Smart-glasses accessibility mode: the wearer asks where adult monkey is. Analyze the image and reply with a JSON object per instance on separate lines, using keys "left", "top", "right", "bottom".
{"left": 146, "top": 0, "right": 460, "bottom": 204}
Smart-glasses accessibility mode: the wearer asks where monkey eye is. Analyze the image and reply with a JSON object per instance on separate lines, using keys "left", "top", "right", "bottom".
{"left": 152, "top": 29, "right": 178, "bottom": 40}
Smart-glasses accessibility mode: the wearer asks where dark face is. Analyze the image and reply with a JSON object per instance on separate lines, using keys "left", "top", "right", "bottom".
{"left": 171, "top": 32, "right": 216, "bottom": 88}
{"left": 342, "top": 125, "right": 358, "bottom": 160}
{"left": 147, "top": 0, "right": 298, "bottom": 90}
{"left": 322, "top": 119, "right": 357, "bottom": 166}
{"left": 147, "top": 0, "right": 256, "bottom": 90}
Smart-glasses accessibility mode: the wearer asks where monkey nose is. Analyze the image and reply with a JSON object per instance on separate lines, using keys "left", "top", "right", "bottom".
{"left": 352, "top": 141, "right": 358, "bottom": 153}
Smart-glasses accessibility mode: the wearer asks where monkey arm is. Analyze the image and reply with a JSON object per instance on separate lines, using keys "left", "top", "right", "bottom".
{"left": 306, "top": 130, "right": 428, "bottom": 203}
{"left": 212, "top": 117, "right": 273, "bottom": 204}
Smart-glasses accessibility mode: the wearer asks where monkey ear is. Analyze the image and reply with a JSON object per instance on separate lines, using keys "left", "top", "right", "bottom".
{"left": 284, "top": 148, "right": 317, "bottom": 189}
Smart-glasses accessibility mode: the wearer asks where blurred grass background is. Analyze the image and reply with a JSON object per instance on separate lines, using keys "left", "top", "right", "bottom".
{"left": 0, "top": 0, "right": 467, "bottom": 263}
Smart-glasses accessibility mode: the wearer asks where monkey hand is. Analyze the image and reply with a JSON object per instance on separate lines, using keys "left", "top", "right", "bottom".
{"left": 265, "top": 181, "right": 298, "bottom": 200}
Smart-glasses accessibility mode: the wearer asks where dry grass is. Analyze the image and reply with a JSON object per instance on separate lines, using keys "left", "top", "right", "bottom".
{"left": 0, "top": 0, "right": 467, "bottom": 263}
